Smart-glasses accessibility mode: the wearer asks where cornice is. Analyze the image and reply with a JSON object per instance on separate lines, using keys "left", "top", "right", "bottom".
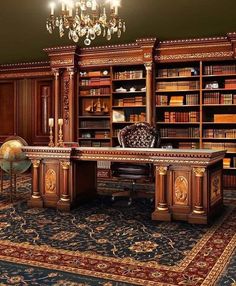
{"left": 0, "top": 61, "right": 51, "bottom": 72}
{"left": 159, "top": 36, "right": 228, "bottom": 45}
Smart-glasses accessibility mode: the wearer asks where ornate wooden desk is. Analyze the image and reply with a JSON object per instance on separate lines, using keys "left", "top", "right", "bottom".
{"left": 22, "top": 146, "right": 226, "bottom": 224}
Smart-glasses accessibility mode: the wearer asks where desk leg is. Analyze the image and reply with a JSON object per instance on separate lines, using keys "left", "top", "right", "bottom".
{"left": 28, "top": 160, "right": 43, "bottom": 208}
{"left": 152, "top": 166, "right": 171, "bottom": 221}
{"left": 188, "top": 168, "right": 207, "bottom": 224}
{"left": 57, "top": 161, "right": 71, "bottom": 211}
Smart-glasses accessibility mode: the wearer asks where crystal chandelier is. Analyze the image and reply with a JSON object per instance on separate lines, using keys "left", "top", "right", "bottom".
{"left": 46, "top": 0, "right": 126, "bottom": 46}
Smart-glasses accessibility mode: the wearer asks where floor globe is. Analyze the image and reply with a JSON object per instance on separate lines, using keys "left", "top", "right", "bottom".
{"left": 0, "top": 136, "right": 31, "bottom": 175}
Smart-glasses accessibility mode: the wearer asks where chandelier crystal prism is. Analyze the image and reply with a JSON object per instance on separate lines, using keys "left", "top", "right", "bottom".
{"left": 46, "top": 0, "right": 126, "bottom": 45}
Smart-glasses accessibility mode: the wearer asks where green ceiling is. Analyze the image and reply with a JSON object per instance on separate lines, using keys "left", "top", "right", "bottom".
{"left": 1, "top": 0, "right": 236, "bottom": 64}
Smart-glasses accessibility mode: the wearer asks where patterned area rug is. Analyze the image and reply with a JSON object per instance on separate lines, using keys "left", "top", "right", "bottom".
{"left": 0, "top": 176, "right": 235, "bottom": 285}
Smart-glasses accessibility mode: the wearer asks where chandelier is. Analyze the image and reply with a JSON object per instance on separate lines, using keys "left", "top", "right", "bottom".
{"left": 46, "top": 0, "right": 126, "bottom": 46}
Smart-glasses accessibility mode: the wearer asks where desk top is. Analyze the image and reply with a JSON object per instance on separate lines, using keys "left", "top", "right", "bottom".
{"left": 22, "top": 146, "right": 226, "bottom": 166}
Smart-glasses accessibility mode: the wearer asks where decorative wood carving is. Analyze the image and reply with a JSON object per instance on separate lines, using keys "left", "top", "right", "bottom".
{"left": 174, "top": 176, "right": 188, "bottom": 205}
{"left": 63, "top": 76, "right": 70, "bottom": 125}
{"left": 210, "top": 170, "right": 221, "bottom": 206}
{"left": 45, "top": 169, "right": 57, "bottom": 194}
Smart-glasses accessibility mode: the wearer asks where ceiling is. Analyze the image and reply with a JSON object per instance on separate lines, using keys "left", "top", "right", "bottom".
{"left": 1, "top": 0, "right": 236, "bottom": 64}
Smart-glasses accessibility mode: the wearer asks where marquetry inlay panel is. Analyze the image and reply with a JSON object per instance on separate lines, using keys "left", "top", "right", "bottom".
{"left": 210, "top": 170, "right": 221, "bottom": 206}
{"left": 174, "top": 176, "right": 188, "bottom": 205}
{"left": 45, "top": 169, "right": 57, "bottom": 194}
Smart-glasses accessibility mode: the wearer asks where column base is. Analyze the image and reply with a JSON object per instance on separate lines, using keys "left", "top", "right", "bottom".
{"left": 57, "top": 199, "right": 71, "bottom": 211}
{"left": 188, "top": 212, "right": 208, "bottom": 224}
{"left": 27, "top": 197, "right": 43, "bottom": 208}
{"left": 152, "top": 209, "right": 171, "bottom": 221}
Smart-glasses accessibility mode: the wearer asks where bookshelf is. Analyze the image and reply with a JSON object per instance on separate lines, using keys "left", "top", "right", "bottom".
{"left": 202, "top": 61, "right": 236, "bottom": 188}
{"left": 155, "top": 60, "right": 236, "bottom": 188}
{"left": 78, "top": 67, "right": 112, "bottom": 147}
{"left": 155, "top": 63, "right": 201, "bottom": 149}
{"left": 111, "top": 65, "right": 147, "bottom": 146}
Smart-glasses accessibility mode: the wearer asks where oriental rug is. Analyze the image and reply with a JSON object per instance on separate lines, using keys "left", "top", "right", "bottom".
{"left": 0, "top": 177, "right": 235, "bottom": 285}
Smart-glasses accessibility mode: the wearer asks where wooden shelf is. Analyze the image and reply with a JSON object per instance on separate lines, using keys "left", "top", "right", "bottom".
{"left": 156, "top": 75, "right": 200, "bottom": 80}
{"left": 156, "top": 105, "right": 200, "bottom": 108}
{"left": 156, "top": 89, "right": 200, "bottom": 93}
{"left": 112, "top": 78, "right": 146, "bottom": 81}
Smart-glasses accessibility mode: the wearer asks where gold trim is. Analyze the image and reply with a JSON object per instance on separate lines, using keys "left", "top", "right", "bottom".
{"left": 32, "top": 160, "right": 40, "bottom": 168}
{"left": 156, "top": 51, "right": 233, "bottom": 61}
{"left": 193, "top": 167, "right": 206, "bottom": 177}
{"left": 61, "top": 161, "right": 70, "bottom": 170}
{"left": 158, "top": 43, "right": 230, "bottom": 50}
{"left": 157, "top": 166, "right": 168, "bottom": 176}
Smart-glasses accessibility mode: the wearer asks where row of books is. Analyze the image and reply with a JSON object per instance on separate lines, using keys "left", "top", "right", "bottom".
{"left": 204, "top": 65, "right": 236, "bottom": 75}
{"left": 113, "top": 70, "right": 143, "bottom": 80}
{"left": 80, "top": 140, "right": 110, "bottom": 147}
{"left": 164, "top": 111, "right": 200, "bottom": 123}
{"left": 225, "top": 79, "right": 236, "bottom": 89}
{"left": 223, "top": 157, "right": 236, "bottom": 168}
{"left": 129, "top": 112, "right": 146, "bottom": 122}
{"left": 80, "top": 120, "right": 110, "bottom": 128}
{"left": 223, "top": 174, "right": 236, "bottom": 188}
{"left": 157, "top": 67, "right": 198, "bottom": 78}
{"left": 156, "top": 81, "right": 200, "bottom": 91}
{"left": 203, "top": 92, "right": 236, "bottom": 104}
{"left": 113, "top": 96, "right": 145, "bottom": 107}
{"left": 81, "top": 78, "right": 111, "bottom": 86}
{"left": 203, "top": 129, "right": 236, "bottom": 139}
{"left": 156, "top": 94, "right": 199, "bottom": 105}
{"left": 203, "top": 142, "right": 236, "bottom": 152}
{"left": 160, "top": 128, "right": 200, "bottom": 138}
{"left": 80, "top": 87, "right": 111, "bottom": 96}
{"left": 178, "top": 142, "right": 200, "bottom": 149}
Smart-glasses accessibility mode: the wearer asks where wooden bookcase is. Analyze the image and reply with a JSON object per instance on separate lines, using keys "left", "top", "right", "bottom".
{"left": 155, "top": 62, "right": 201, "bottom": 149}
{"left": 111, "top": 64, "right": 147, "bottom": 146}
{"left": 1, "top": 34, "right": 236, "bottom": 189}
{"left": 78, "top": 67, "right": 112, "bottom": 147}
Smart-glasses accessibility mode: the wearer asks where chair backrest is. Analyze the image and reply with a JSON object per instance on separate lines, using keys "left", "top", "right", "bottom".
{"left": 118, "top": 122, "right": 160, "bottom": 148}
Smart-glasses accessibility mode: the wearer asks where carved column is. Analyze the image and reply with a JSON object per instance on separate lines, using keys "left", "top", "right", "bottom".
{"left": 152, "top": 165, "right": 171, "bottom": 221}
{"left": 62, "top": 68, "right": 76, "bottom": 142}
{"left": 57, "top": 161, "right": 71, "bottom": 211}
{"left": 53, "top": 70, "right": 60, "bottom": 146}
{"left": 145, "top": 62, "right": 154, "bottom": 125}
{"left": 192, "top": 167, "right": 205, "bottom": 215}
{"left": 41, "top": 86, "right": 50, "bottom": 135}
{"left": 28, "top": 159, "right": 43, "bottom": 208}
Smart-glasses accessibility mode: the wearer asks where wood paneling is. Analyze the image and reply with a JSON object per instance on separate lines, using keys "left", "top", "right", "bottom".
{"left": 0, "top": 81, "right": 15, "bottom": 140}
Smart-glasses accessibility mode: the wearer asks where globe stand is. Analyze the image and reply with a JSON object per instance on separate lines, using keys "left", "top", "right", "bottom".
{"left": 0, "top": 164, "right": 16, "bottom": 203}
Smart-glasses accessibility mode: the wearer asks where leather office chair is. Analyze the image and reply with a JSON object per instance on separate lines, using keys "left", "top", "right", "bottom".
{"left": 111, "top": 122, "right": 160, "bottom": 205}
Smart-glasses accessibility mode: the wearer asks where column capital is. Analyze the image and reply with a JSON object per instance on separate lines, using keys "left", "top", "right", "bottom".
{"left": 193, "top": 167, "right": 205, "bottom": 177}
{"left": 32, "top": 159, "right": 40, "bottom": 168}
{"left": 157, "top": 166, "right": 168, "bottom": 176}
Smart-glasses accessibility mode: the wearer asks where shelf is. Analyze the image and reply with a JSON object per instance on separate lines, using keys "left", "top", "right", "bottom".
{"left": 203, "top": 74, "right": 236, "bottom": 78}
{"left": 156, "top": 89, "right": 200, "bottom": 93}
{"left": 79, "top": 127, "right": 110, "bottom": 130}
{"left": 112, "top": 105, "right": 145, "bottom": 108}
{"left": 79, "top": 94, "right": 111, "bottom": 97}
{"left": 202, "top": 138, "right": 236, "bottom": 140}
{"left": 156, "top": 75, "right": 200, "bottom": 80}
{"left": 202, "top": 104, "right": 236, "bottom": 107}
{"left": 79, "top": 137, "right": 111, "bottom": 140}
{"left": 202, "top": 88, "right": 236, "bottom": 91}
{"left": 112, "top": 78, "right": 146, "bottom": 81}
{"left": 224, "top": 167, "right": 236, "bottom": 170}
{"left": 79, "top": 116, "right": 110, "bottom": 119}
{"left": 156, "top": 105, "right": 200, "bottom": 108}
{"left": 112, "top": 121, "right": 135, "bottom": 124}
{"left": 157, "top": 122, "right": 200, "bottom": 125}
{"left": 113, "top": 91, "right": 146, "bottom": 94}
{"left": 203, "top": 122, "right": 236, "bottom": 125}
{"left": 161, "top": 137, "right": 200, "bottom": 140}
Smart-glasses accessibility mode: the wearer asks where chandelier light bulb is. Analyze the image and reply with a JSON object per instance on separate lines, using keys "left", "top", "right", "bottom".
{"left": 46, "top": 0, "right": 125, "bottom": 45}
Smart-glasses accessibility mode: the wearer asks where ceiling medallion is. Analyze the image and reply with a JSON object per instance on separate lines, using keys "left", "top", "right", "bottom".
{"left": 46, "top": 0, "right": 126, "bottom": 46}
